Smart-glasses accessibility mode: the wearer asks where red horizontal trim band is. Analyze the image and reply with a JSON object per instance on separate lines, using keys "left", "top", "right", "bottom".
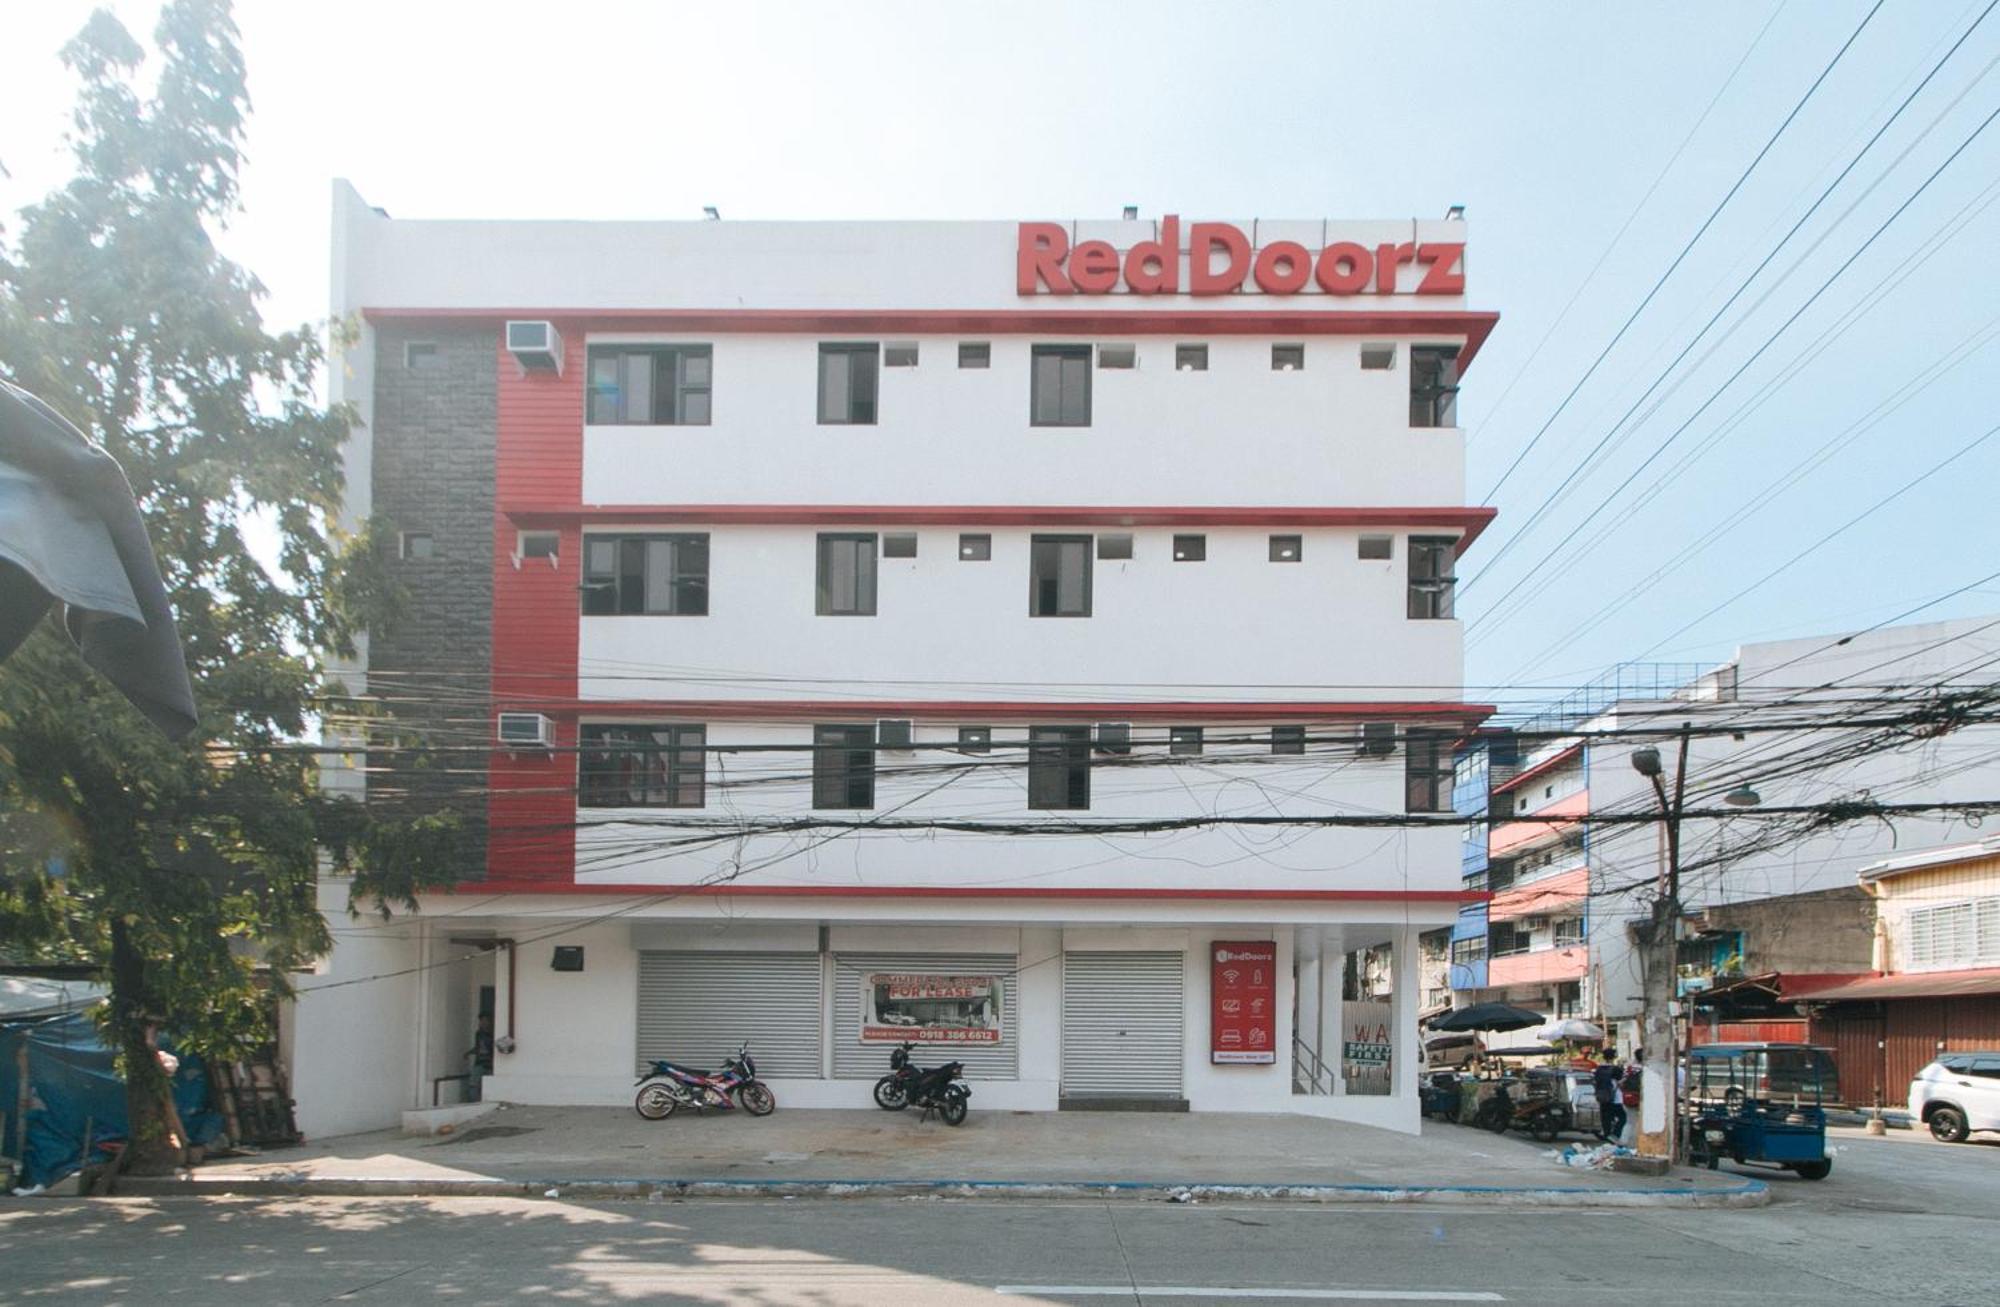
{"left": 510, "top": 504, "right": 1496, "bottom": 552}
{"left": 449, "top": 881, "right": 1491, "bottom": 903}
{"left": 365, "top": 306, "right": 1498, "bottom": 370}
{"left": 515, "top": 698, "right": 1496, "bottom": 723}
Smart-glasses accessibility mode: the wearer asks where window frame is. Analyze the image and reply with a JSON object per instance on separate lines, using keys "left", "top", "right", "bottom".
{"left": 815, "top": 532, "right": 880, "bottom": 616}
{"left": 817, "top": 342, "right": 881, "bottom": 425}
{"left": 1271, "top": 725, "right": 1306, "bottom": 756}
{"left": 1028, "top": 725, "right": 1092, "bottom": 810}
{"left": 1409, "top": 536, "right": 1458, "bottom": 620}
{"left": 958, "top": 533, "right": 992, "bottom": 561}
{"left": 812, "top": 724, "right": 876, "bottom": 809}
{"left": 1410, "top": 345, "right": 1461, "bottom": 428}
{"left": 1269, "top": 534, "right": 1302, "bottom": 563}
{"left": 1030, "top": 344, "right": 1093, "bottom": 427}
{"left": 1028, "top": 534, "right": 1093, "bottom": 617}
{"left": 581, "top": 533, "right": 711, "bottom": 616}
{"left": 1271, "top": 343, "right": 1305, "bottom": 371}
{"left": 1175, "top": 343, "right": 1209, "bottom": 372}
{"left": 586, "top": 344, "right": 714, "bottom": 426}
{"left": 578, "top": 723, "right": 707, "bottom": 809}
{"left": 958, "top": 341, "right": 991, "bottom": 369}
{"left": 1169, "top": 726, "right": 1204, "bottom": 757}
{"left": 1172, "top": 534, "right": 1207, "bottom": 562}
{"left": 1405, "top": 727, "right": 1453, "bottom": 813}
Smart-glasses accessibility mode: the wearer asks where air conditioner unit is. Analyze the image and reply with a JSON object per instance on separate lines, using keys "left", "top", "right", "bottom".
{"left": 504, "top": 320, "right": 562, "bottom": 374}
{"left": 876, "top": 719, "right": 913, "bottom": 752}
{"left": 496, "top": 712, "right": 554, "bottom": 749}
{"left": 1521, "top": 915, "right": 1550, "bottom": 931}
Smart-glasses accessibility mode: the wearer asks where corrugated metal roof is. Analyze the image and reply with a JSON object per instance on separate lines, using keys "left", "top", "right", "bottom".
{"left": 1859, "top": 835, "right": 2000, "bottom": 881}
{"left": 1790, "top": 967, "right": 2000, "bottom": 1001}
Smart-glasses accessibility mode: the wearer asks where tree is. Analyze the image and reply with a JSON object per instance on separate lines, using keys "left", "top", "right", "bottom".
{"left": 0, "top": 0, "right": 450, "bottom": 1174}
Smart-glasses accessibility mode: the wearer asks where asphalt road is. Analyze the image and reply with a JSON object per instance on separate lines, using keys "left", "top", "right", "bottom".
{"left": 2, "top": 1128, "right": 1993, "bottom": 1306}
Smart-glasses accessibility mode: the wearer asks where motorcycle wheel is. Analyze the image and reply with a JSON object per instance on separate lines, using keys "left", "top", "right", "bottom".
{"left": 1476, "top": 1105, "right": 1509, "bottom": 1133}
{"left": 1530, "top": 1113, "right": 1559, "bottom": 1144}
{"left": 873, "top": 1076, "right": 909, "bottom": 1110}
{"left": 635, "top": 1082, "right": 679, "bottom": 1121}
{"left": 737, "top": 1082, "right": 777, "bottom": 1117}
{"left": 939, "top": 1094, "right": 969, "bottom": 1127}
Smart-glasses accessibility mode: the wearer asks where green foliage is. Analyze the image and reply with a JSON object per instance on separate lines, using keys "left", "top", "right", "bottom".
{"left": 0, "top": 0, "right": 456, "bottom": 1138}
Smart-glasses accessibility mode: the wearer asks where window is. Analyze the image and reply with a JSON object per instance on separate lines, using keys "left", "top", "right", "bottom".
{"left": 1175, "top": 343, "right": 1208, "bottom": 372}
{"left": 1095, "top": 722, "right": 1131, "bottom": 755}
{"left": 1269, "top": 534, "right": 1302, "bottom": 562}
{"left": 582, "top": 534, "right": 709, "bottom": 615}
{"left": 1028, "top": 725, "right": 1091, "bottom": 810}
{"left": 1360, "top": 721, "right": 1397, "bottom": 757}
{"left": 1169, "top": 726, "right": 1203, "bottom": 756}
{"left": 399, "top": 531, "right": 434, "bottom": 560}
{"left": 1451, "top": 935, "right": 1486, "bottom": 966}
{"left": 1409, "top": 537, "right": 1457, "bottom": 620}
{"left": 587, "top": 345, "right": 712, "bottom": 425}
{"left": 957, "top": 726, "right": 992, "bottom": 754}
{"left": 883, "top": 532, "right": 918, "bottom": 559}
{"left": 1173, "top": 534, "right": 1206, "bottom": 562}
{"left": 1358, "top": 534, "right": 1393, "bottom": 560}
{"left": 516, "top": 530, "right": 559, "bottom": 562}
{"left": 1098, "top": 344, "right": 1136, "bottom": 369}
{"left": 884, "top": 342, "right": 919, "bottom": 367}
{"left": 1271, "top": 725, "right": 1305, "bottom": 755}
{"left": 816, "top": 533, "right": 878, "bottom": 615}
{"left": 404, "top": 341, "right": 440, "bottom": 370}
{"left": 813, "top": 724, "right": 875, "bottom": 809}
{"left": 1271, "top": 343, "right": 1305, "bottom": 371}
{"left": 1410, "top": 345, "right": 1460, "bottom": 427}
{"left": 1907, "top": 896, "right": 2000, "bottom": 969}
{"left": 1097, "top": 534, "right": 1133, "bottom": 560}
{"left": 1405, "top": 728, "right": 1452, "bottom": 812}
{"left": 1029, "top": 535, "right": 1092, "bottom": 616}
{"left": 958, "top": 533, "right": 991, "bottom": 561}
{"left": 1031, "top": 345, "right": 1091, "bottom": 426}
{"left": 1554, "top": 916, "right": 1586, "bottom": 947}
{"left": 1360, "top": 343, "right": 1395, "bottom": 370}
{"left": 1489, "top": 921, "right": 1528, "bottom": 957}
{"left": 958, "top": 342, "right": 990, "bottom": 369}
{"left": 818, "top": 343, "right": 879, "bottom": 424}
{"left": 579, "top": 724, "right": 705, "bottom": 808}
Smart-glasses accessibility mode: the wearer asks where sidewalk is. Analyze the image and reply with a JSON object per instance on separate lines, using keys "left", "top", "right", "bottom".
{"left": 122, "top": 1106, "right": 1769, "bottom": 1207}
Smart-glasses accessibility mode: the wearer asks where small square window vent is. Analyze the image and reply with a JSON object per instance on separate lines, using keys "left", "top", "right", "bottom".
{"left": 958, "top": 342, "right": 990, "bottom": 369}
{"left": 515, "top": 530, "right": 559, "bottom": 567}
{"left": 1269, "top": 535, "right": 1302, "bottom": 562}
{"left": 957, "top": 726, "right": 992, "bottom": 753}
{"left": 400, "top": 531, "right": 434, "bottom": 560}
{"left": 884, "top": 342, "right": 919, "bottom": 367}
{"left": 1173, "top": 534, "right": 1206, "bottom": 562}
{"left": 405, "top": 341, "right": 440, "bottom": 370}
{"left": 1358, "top": 535, "right": 1393, "bottom": 560}
{"left": 1271, "top": 344, "right": 1305, "bottom": 371}
{"left": 959, "top": 533, "right": 991, "bottom": 561}
{"left": 1098, "top": 344, "right": 1136, "bottom": 369}
{"left": 877, "top": 718, "right": 913, "bottom": 751}
{"left": 884, "top": 532, "right": 918, "bottom": 559}
{"left": 1175, "top": 344, "right": 1208, "bottom": 372}
{"left": 1097, "top": 534, "right": 1133, "bottom": 560}
{"left": 1360, "top": 343, "right": 1396, "bottom": 370}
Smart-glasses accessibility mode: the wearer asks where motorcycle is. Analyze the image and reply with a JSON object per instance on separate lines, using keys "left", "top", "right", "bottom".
{"left": 903, "top": 1057, "right": 971, "bottom": 1126}
{"left": 634, "top": 1043, "right": 776, "bottom": 1120}
{"left": 1470, "top": 1077, "right": 1571, "bottom": 1142}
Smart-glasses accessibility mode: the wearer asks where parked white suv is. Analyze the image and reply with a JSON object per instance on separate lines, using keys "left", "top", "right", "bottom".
{"left": 1908, "top": 1052, "right": 2000, "bottom": 1143}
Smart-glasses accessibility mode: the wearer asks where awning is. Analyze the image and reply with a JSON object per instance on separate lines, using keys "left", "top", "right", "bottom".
{"left": 1789, "top": 967, "right": 2000, "bottom": 1002}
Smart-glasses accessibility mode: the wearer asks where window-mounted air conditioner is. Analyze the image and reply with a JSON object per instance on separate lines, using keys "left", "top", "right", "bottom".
{"left": 876, "top": 719, "right": 913, "bottom": 752}
{"left": 504, "top": 320, "right": 562, "bottom": 374}
{"left": 497, "top": 712, "right": 554, "bottom": 749}
{"left": 1521, "top": 915, "right": 1550, "bottom": 931}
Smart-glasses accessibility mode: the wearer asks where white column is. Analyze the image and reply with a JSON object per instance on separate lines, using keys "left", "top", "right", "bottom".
{"left": 1391, "top": 926, "right": 1420, "bottom": 1100}
{"left": 410, "top": 924, "right": 434, "bottom": 1109}
{"left": 1322, "top": 938, "right": 1345, "bottom": 1095}
{"left": 1296, "top": 930, "right": 1321, "bottom": 1091}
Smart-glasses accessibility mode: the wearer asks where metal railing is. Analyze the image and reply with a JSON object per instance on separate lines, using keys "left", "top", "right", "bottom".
{"left": 1292, "top": 1036, "right": 1338, "bottom": 1096}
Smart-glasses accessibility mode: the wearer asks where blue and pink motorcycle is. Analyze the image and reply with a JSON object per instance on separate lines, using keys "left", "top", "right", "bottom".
{"left": 633, "top": 1042, "right": 776, "bottom": 1120}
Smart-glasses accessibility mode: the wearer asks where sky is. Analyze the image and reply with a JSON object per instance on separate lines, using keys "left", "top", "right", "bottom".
{"left": 3, "top": 0, "right": 1997, "bottom": 709}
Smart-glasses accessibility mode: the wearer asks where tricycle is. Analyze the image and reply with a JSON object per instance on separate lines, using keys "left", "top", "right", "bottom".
{"left": 1682, "top": 1043, "right": 1835, "bottom": 1180}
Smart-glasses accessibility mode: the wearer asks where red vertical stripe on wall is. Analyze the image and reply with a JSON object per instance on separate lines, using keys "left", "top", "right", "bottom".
{"left": 488, "top": 323, "right": 584, "bottom": 884}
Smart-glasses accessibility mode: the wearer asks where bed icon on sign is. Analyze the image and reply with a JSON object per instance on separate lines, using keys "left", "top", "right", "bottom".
{"left": 1219, "top": 1030, "right": 1243, "bottom": 1045}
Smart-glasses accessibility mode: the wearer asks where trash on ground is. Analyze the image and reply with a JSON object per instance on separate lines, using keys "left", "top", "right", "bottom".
{"left": 1549, "top": 1142, "right": 1635, "bottom": 1170}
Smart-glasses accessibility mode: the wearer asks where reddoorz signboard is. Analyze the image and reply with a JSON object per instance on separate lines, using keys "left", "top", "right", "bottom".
{"left": 1211, "top": 941, "right": 1277, "bottom": 1065}
{"left": 1018, "top": 215, "right": 1466, "bottom": 296}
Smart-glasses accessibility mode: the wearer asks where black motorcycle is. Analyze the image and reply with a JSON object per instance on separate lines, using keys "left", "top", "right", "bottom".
{"left": 900, "top": 1054, "right": 971, "bottom": 1126}
{"left": 873, "top": 1042, "right": 923, "bottom": 1110}
{"left": 1471, "top": 1077, "right": 1571, "bottom": 1142}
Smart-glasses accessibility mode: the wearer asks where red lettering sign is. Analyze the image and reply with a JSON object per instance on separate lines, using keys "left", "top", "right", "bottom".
{"left": 1018, "top": 217, "right": 1465, "bottom": 297}
{"left": 1211, "top": 940, "right": 1277, "bottom": 1065}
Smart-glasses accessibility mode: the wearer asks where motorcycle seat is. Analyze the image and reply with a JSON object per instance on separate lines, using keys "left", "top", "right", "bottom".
{"left": 662, "top": 1063, "right": 714, "bottom": 1078}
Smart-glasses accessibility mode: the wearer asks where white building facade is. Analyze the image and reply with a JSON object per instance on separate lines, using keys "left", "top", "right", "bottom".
{"left": 290, "top": 185, "right": 1500, "bottom": 1136}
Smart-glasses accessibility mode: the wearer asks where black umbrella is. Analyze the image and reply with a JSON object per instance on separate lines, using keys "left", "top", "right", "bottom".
{"left": 1427, "top": 1002, "right": 1545, "bottom": 1032}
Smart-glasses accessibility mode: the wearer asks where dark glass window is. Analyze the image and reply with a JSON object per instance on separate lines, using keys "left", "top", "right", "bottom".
{"left": 1028, "top": 725, "right": 1091, "bottom": 810}
{"left": 1176, "top": 343, "right": 1208, "bottom": 371}
{"left": 1271, "top": 344, "right": 1305, "bottom": 371}
{"left": 578, "top": 724, "right": 705, "bottom": 808}
{"left": 818, "top": 343, "right": 879, "bottom": 424}
{"left": 816, "top": 533, "right": 878, "bottom": 615}
{"left": 1029, "top": 535, "right": 1092, "bottom": 616}
{"left": 1173, "top": 534, "right": 1206, "bottom": 561}
{"left": 1360, "top": 722, "right": 1397, "bottom": 756}
{"left": 1169, "top": 726, "right": 1204, "bottom": 756}
{"left": 587, "top": 346, "right": 712, "bottom": 425}
{"left": 958, "top": 342, "right": 991, "bottom": 368}
{"left": 1269, "top": 535, "right": 1302, "bottom": 562}
{"left": 957, "top": 726, "right": 992, "bottom": 754}
{"left": 1405, "top": 728, "right": 1452, "bottom": 813}
{"left": 1409, "top": 537, "right": 1457, "bottom": 620}
{"left": 1410, "top": 345, "right": 1460, "bottom": 427}
{"left": 1095, "top": 722, "right": 1131, "bottom": 755}
{"left": 1271, "top": 725, "right": 1306, "bottom": 755}
{"left": 812, "top": 725, "right": 875, "bottom": 809}
{"left": 959, "top": 533, "right": 992, "bottom": 561}
{"left": 1030, "top": 345, "right": 1092, "bottom": 426}
{"left": 883, "top": 532, "right": 918, "bottom": 559}
{"left": 1359, "top": 535, "right": 1393, "bottom": 560}
{"left": 1098, "top": 534, "right": 1133, "bottom": 560}
{"left": 581, "top": 534, "right": 709, "bottom": 615}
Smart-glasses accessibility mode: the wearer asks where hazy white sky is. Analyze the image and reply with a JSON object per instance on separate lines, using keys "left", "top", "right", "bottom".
{"left": 4, "top": 0, "right": 1996, "bottom": 699}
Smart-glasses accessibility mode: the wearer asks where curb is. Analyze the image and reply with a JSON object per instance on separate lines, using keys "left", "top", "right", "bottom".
{"left": 112, "top": 1173, "right": 1770, "bottom": 1208}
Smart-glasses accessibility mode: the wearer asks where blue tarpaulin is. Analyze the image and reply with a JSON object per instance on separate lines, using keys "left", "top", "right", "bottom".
{"left": 1, "top": 1010, "right": 224, "bottom": 1190}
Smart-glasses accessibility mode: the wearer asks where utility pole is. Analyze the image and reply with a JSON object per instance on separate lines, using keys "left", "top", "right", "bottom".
{"left": 1629, "top": 725, "right": 1690, "bottom": 1164}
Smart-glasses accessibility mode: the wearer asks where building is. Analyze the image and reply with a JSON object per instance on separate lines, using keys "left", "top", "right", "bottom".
{"left": 1796, "top": 837, "right": 2000, "bottom": 1107}
{"left": 1448, "top": 618, "right": 2000, "bottom": 1055}
{"left": 287, "top": 186, "right": 1502, "bottom": 1137}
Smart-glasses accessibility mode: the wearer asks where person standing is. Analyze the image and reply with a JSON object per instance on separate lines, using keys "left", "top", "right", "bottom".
{"left": 1593, "top": 1049, "right": 1628, "bottom": 1143}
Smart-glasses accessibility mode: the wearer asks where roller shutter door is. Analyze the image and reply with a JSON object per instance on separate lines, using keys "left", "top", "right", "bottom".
{"left": 636, "top": 951, "right": 823, "bottom": 1078}
{"left": 1062, "top": 951, "right": 1185, "bottom": 1098}
{"left": 832, "top": 953, "right": 1020, "bottom": 1080}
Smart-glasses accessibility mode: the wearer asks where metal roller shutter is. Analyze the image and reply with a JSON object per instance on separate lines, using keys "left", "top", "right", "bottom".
{"left": 1061, "top": 951, "right": 1185, "bottom": 1097}
{"left": 831, "top": 953, "right": 1020, "bottom": 1080}
{"left": 636, "top": 951, "right": 823, "bottom": 1079}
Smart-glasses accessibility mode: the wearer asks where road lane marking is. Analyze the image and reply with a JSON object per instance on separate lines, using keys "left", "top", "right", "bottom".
{"left": 995, "top": 1289, "right": 1504, "bottom": 1301}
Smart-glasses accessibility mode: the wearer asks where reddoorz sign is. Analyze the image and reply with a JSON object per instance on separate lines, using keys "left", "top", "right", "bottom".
{"left": 1018, "top": 215, "right": 1465, "bottom": 296}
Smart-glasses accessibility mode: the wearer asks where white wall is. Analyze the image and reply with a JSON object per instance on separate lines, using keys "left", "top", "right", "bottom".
{"left": 289, "top": 881, "right": 421, "bottom": 1138}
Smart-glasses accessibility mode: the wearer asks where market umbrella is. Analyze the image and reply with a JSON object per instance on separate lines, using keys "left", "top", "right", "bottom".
{"left": 1427, "top": 1002, "right": 1545, "bottom": 1033}
{"left": 1533, "top": 1018, "right": 1606, "bottom": 1043}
